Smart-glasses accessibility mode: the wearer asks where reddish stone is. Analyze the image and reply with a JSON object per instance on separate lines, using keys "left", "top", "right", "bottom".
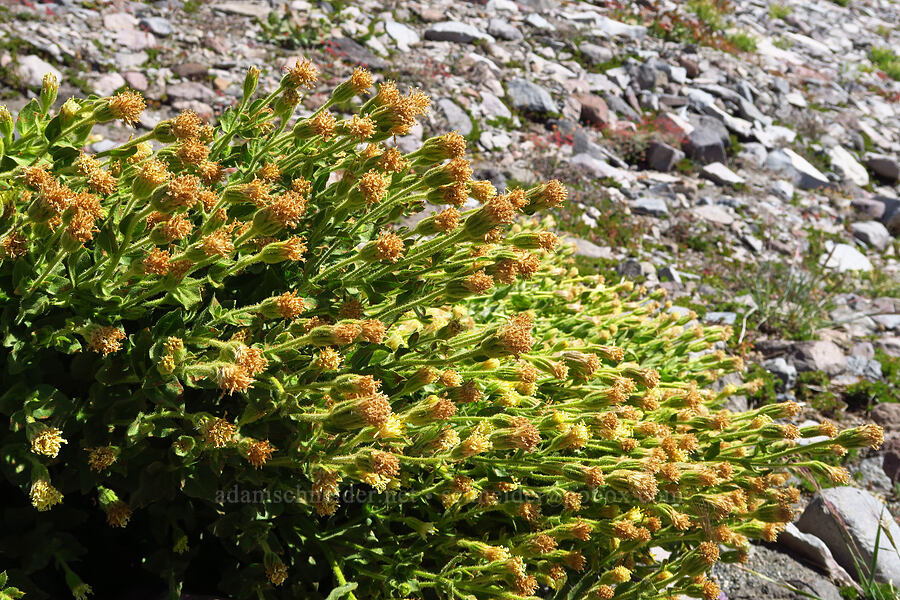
{"left": 576, "top": 94, "right": 609, "bottom": 127}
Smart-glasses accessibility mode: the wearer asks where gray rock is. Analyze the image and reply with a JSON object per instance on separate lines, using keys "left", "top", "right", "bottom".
{"left": 479, "top": 92, "right": 511, "bottom": 120}
{"left": 165, "top": 81, "right": 217, "bottom": 102}
{"left": 593, "top": 16, "right": 646, "bottom": 39}
{"left": 424, "top": 21, "right": 495, "bottom": 44}
{"left": 579, "top": 42, "right": 613, "bottom": 65}
{"left": 821, "top": 242, "right": 873, "bottom": 273}
{"left": 617, "top": 258, "right": 655, "bottom": 279}
{"left": 770, "top": 180, "right": 794, "bottom": 201}
{"left": 140, "top": 16, "right": 173, "bottom": 36}
{"left": 763, "top": 356, "right": 797, "bottom": 389}
{"left": 701, "top": 162, "right": 745, "bottom": 186}
{"left": 437, "top": 99, "right": 472, "bottom": 136}
{"left": 705, "top": 312, "right": 737, "bottom": 325}
{"left": 778, "top": 523, "right": 858, "bottom": 587}
{"left": 712, "top": 542, "right": 843, "bottom": 600}
{"left": 866, "top": 154, "right": 900, "bottom": 182}
{"left": 16, "top": 55, "right": 62, "bottom": 88}
{"left": 213, "top": 2, "right": 270, "bottom": 18}
{"left": 506, "top": 79, "right": 557, "bottom": 115}
{"left": 385, "top": 21, "right": 420, "bottom": 50}
{"left": 883, "top": 436, "right": 900, "bottom": 481}
{"left": 789, "top": 340, "right": 846, "bottom": 376}
{"left": 845, "top": 355, "right": 883, "bottom": 381}
{"left": 603, "top": 93, "right": 640, "bottom": 120}
{"left": 855, "top": 456, "right": 894, "bottom": 495}
{"left": 565, "top": 237, "right": 613, "bottom": 259}
{"left": 325, "top": 38, "right": 389, "bottom": 70}
{"left": 742, "top": 234, "right": 763, "bottom": 253}
{"left": 123, "top": 71, "right": 148, "bottom": 92}
{"left": 646, "top": 141, "right": 684, "bottom": 172}
{"left": 692, "top": 204, "right": 735, "bottom": 226}
{"left": 767, "top": 148, "right": 832, "bottom": 190}
{"left": 829, "top": 145, "right": 869, "bottom": 187}
{"left": 631, "top": 196, "right": 669, "bottom": 218}
{"left": 797, "top": 487, "right": 900, "bottom": 585}
{"left": 92, "top": 72, "right": 126, "bottom": 97}
{"left": 874, "top": 315, "right": 900, "bottom": 330}
{"left": 636, "top": 61, "right": 666, "bottom": 90}
{"left": 873, "top": 404, "right": 900, "bottom": 433}
{"left": 684, "top": 128, "right": 727, "bottom": 165}
{"left": 738, "top": 142, "right": 768, "bottom": 168}
{"left": 487, "top": 18, "right": 523, "bottom": 41}
{"left": 524, "top": 14, "right": 554, "bottom": 30}
{"left": 657, "top": 266, "right": 682, "bottom": 284}
{"left": 877, "top": 196, "right": 900, "bottom": 235}
{"left": 851, "top": 221, "right": 892, "bottom": 251}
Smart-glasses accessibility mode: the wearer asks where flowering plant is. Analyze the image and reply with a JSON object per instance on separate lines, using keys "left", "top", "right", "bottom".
{"left": 0, "top": 66, "right": 883, "bottom": 600}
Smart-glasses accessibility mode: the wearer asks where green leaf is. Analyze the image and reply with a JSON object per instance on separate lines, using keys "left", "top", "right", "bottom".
{"left": 43, "top": 114, "right": 61, "bottom": 143}
{"left": 166, "top": 278, "right": 202, "bottom": 309}
{"left": 324, "top": 583, "right": 358, "bottom": 600}
{"left": 49, "top": 144, "right": 80, "bottom": 167}
{"left": 15, "top": 100, "right": 41, "bottom": 138}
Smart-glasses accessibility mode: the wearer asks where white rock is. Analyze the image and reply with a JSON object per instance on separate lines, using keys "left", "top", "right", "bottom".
{"left": 479, "top": 92, "right": 511, "bottom": 120}
{"left": 828, "top": 145, "right": 869, "bottom": 186}
{"left": 92, "top": 72, "right": 126, "bottom": 97}
{"left": 821, "top": 242, "right": 873, "bottom": 272}
{"left": 770, "top": 180, "right": 794, "bottom": 201}
{"left": 385, "top": 21, "right": 419, "bottom": 51}
{"left": 424, "top": 22, "right": 495, "bottom": 44}
{"left": 213, "top": 2, "right": 271, "bottom": 18}
{"left": 797, "top": 487, "right": 900, "bottom": 585}
{"left": 16, "top": 55, "right": 61, "bottom": 88}
{"left": 692, "top": 204, "right": 735, "bottom": 226}
{"left": 701, "top": 162, "right": 745, "bottom": 187}
{"left": 767, "top": 148, "right": 831, "bottom": 189}
{"left": 851, "top": 221, "right": 892, "bottom": 250}
{"left": 486, "top": 0, "right": 519, "bottom": 11}
{"left": 592, "top": 16, "right": 646, "bottom": 39}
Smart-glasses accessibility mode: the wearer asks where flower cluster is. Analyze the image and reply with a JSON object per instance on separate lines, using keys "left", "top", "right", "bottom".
{"left": 0, "top": 64, "right": 882, "bottom": 600}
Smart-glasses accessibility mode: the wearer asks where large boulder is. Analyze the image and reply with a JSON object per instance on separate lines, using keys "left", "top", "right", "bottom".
{"left": 796, "top": 487, "right": 900, "bottom": 584}
{"left": 506, "top": 79, "right": 558, "bottom": 115}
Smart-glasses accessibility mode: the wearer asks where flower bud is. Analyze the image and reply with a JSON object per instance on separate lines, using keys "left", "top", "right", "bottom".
{"left": 243, "top": 66, "right": 260, "bottom": 100}
{"left": 40, "top": 73, "right": 59, "bottom": 113}
{"left": 249, "top": 207, "right": 284, "bottom": 238}
{"left": 0, "top": 105, "right": 12, "bottom": 140}
{"left": 153, "top": 119, "right": 177, "bottom": 143}
{"left": 58, "top": 97, "right": 80, "bottom": 128}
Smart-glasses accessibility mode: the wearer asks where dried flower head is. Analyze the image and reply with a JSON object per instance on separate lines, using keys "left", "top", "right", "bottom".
{"left": 202, "top": 417, "right": 236, "bottom": 448}
{"left": 31, "top": 479, "right": 63, "bottom": 512}
{"left": 286, "top": 58, "right": 318, "bottom": 88}
{"left": 31, "top": 426, "right": 67, "bottom": 458}
{"left": 107, "top": 90, "right": 145, "bottom": 126}
{"left": 374, "top": 231, "right": 405, "bottom": 262}
{"left": 87, "top": 446, "right": 117, "bottom": 472}
{"left": 89, "top": 326, "right": 126, "bottom": 356}
{"left": 275, "top": 290, "right": 305, "bottom": 320}
{"left": 247, "top": 440, "right": 276, "bottom": 469}
{"left": 172, "top": 109, "right": 203, "bottom": 140}
{"left": 107, "top": 500, "right": 132, "bottom": 528}
{"left": 359, "top": 170, "right": 389, "bottom": 205}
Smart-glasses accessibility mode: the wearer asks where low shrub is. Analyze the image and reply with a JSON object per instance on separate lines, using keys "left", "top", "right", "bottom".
{"left": 0, "top": 66, "right": 884, "bottom": 600}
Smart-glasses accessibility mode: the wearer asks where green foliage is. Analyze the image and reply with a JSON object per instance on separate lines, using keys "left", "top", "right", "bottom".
{"left": 845, "top": 350, "right": 900, "bottom": 408}
{"left": 745, "top": 364, "right": 777, "bottom": 406}
{"left": 0, "top": 573, "right": 25, "bottom": 600}
{"left": 726, "top": 32, "right": 758, "bottom": 53}
{"left": 0, "top": 65, "right": 885, "bottom": 600}
{"left": 767, "top": 3, "right": 792, "bottom": 19}
{"left": 795, "top": 371, "right": 844, "bottom": 414}
{"left": 869, "top": 46, "right": 900, "bottom": 81}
